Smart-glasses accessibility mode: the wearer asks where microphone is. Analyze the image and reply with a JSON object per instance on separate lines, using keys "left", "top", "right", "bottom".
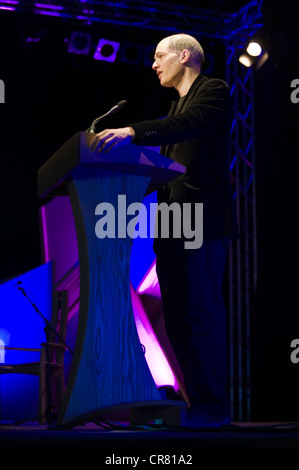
{"left": 86, "top": 100, "right": 127, "bottom": 134}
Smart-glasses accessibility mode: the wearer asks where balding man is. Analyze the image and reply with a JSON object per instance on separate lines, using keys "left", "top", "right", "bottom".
{"left": 90, "top": 33, "right": 239, "bottom": 428}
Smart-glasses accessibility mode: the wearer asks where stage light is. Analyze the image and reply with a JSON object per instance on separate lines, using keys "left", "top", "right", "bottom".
{"left": 121, "top": 41, "right": 143, "bottom": 64}
{"left": 239, "top": 36, "right": 268, "bottom": 69}
{"left": 256, "top": 51, "right": 269, "bottom": 70}
{"left": 93, "top": 38, "right": 120, "bottom": 62}
{"left": 67, "top": 31, "right": 91, "bottom": 55}
{"left": 246, "top": 41, "right": 262, "bottom": 57}
{"left": 239, "top": 53, "right": 254, "bottom": 68}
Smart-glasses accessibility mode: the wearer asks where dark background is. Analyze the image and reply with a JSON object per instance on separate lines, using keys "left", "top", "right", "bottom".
{"left": 251, "top": 0, "right": 299, "bottom": 420}
{"left": 0, "top": 0, "right": 299, "bottom": 421}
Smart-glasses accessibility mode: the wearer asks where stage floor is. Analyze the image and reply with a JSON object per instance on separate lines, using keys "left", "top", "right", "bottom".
{"left": 1, "top": 420, "right": 299, "bottom": 461}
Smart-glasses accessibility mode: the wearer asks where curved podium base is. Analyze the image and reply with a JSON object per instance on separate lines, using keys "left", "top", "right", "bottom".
{"left": 57, "top": 166, "right": 174, "bottom": 428}
{"left": 54, "top": 399, "right": 187, "bottom": 430}
{"left": 37, "top": 135, "right": 187, "bottom": 430}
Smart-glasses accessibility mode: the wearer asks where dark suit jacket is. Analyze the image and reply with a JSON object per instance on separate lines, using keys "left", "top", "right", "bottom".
{"left": 131, "top": 73, "right": 239, "bottom": 242}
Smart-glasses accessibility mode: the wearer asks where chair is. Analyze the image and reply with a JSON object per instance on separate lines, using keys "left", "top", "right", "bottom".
{"left": 0, "top": 289, "right": 69, "bottom": 424}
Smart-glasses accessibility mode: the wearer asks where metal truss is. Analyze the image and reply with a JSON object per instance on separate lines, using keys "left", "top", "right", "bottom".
{"left": 0, "top": 0, "right": 263, "bottom": 40}
{"left": 226, "top": 37, "right": 258, "bottom": 422}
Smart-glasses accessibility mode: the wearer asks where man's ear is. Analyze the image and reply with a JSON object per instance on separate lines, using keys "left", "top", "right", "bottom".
{"left": 181, "top": 49, "right": 190, "bottom": 63}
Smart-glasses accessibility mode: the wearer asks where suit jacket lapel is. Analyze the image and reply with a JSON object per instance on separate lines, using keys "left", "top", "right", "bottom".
{"left": 160, "top": 99, "right": 177, "bottom": 156}
{"left": 179, "top": 74, "right": 206, "bottom": 112}
{"left": 160, "top": 75, "right": 206, "bottom": 156}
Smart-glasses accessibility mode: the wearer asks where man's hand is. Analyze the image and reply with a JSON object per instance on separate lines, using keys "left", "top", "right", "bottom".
{"left": 89, "top": 127, "right": 135, "bottom": 154}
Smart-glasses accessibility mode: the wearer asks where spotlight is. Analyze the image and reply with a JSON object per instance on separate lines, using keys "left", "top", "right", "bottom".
{"left": 239, "top": 39, "right": 268, "bottom": 69}
{"left": 239, "top": 28, "right": 268, "bottom": 69}
{"left": 68, "top": 31, "right": 91, "bottom": 55}
{"left": 93, "top": 38, "right": 120, "bottom": 62}
{"left": 246, "top": 41, "right": 262, "bottom": 57}
{"left": 239, "top": 53, "right": 254, "bottom": 68}
{"left": 256, "top": 51, "right": 269, "bottom": 70}
{"left": 121, "top": 42, "right": 143, "bottom": 64}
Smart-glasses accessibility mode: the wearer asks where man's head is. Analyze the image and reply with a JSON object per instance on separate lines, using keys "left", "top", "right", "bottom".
{"left": 152, "top": 34, "right": 204, "bottom": 90}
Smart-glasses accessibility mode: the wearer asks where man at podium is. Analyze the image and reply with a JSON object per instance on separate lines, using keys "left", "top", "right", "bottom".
{"left": 90, "top": 33, "right": 239, "bottom": 428}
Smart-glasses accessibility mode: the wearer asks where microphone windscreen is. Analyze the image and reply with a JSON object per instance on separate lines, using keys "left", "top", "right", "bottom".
{"left": 116, "top": 100, "right": 127, "bottom": 109}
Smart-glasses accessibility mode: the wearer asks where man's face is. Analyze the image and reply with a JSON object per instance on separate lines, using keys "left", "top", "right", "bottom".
{"left": 152, "top": 38, "right": 184, "bottom": 88}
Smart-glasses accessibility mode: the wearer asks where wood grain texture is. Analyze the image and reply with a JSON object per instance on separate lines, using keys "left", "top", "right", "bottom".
{"left": 58, "top": 167, "right": 162, "bottom": 427}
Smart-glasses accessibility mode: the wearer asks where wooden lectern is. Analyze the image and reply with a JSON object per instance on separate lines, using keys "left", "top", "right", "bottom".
{"left": 38, "top": 132, "right": 186, "bottom": 429}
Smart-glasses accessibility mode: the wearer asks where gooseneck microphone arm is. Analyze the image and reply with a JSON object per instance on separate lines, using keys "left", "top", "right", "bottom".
{"left": 85, "top": 99, "right": 127, "bottom": 134}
